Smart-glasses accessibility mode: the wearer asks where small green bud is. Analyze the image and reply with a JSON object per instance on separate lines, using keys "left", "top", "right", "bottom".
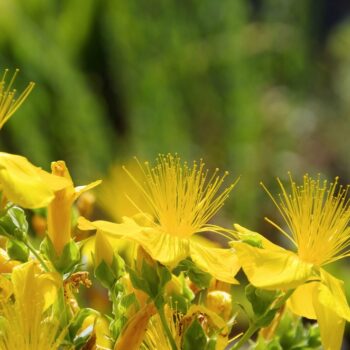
{"left": 6, "top": 239, "right": 29, "bottom": 262}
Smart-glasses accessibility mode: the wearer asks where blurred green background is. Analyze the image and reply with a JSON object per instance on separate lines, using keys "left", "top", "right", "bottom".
{"left": 1, "top": 0, "right": 350, "bottom": 228}
{"left": 1, "top": 0, "right": 350, "bottom": 344}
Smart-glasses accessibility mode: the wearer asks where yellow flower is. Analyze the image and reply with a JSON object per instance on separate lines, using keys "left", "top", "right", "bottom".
{"left": 47, "top": 161, "right": 101, "bottom": 255}
{"left": 114, "top": 304, "right": 156, "bottom": 350}
{"left": 0, "top": 69, "right": 35, "bottom": 129}
{"left": 0, "top": 152, "right": 69, "bottom": 209}
{"left": 232, "top": 174, "right": 350, "bottom": 350}
{"left": 0, "top": 261, "right": 66, "bottom": 350}
{"left": 141, "top": 305, "right": 229, "bottom": 350}
{"left": 79, "top": 154, "right": 240, "bottom": 283}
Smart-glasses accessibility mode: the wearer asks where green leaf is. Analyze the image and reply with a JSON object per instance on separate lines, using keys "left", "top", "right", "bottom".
{"left": 40, "top": 236, "right": 80, "bottom": 273}
{"left": 173, "top": 259, "right": 212, "bottom": 289}
{"left": 128, "top": 268, "right": 150, "bottom": 296}
{"left": 128, "top": 262, "right": 171, "bottom": 302}
{"left": 111, "top": 253, "right": 126, "bottom": 280}
{"left": 95, "top": 260, "right": 117, "bottom": 289}
{"left": 252, "top": 312, "right": 322, "bottom": 350}
{"left": 142, "top": 260, "right": 160, "bottom": 299}
{"left": 205, "top": 336, "right": 217, "bottom": 350}
{"left": 158, "top": 264, "right": 172, "bottom": 289}
{"left": 183, "top": 318, "right": 208, "bottom": 350}
{"left": 6, "top": 239, "right": 29, "bottom": 262}
{"left": 246, "top": 284, "right": 279, "bottom": 316}
{"left": 255, "top": 309, "right": 278, "bottom": 328}
{"left": 0, "top": 206, "right": 28, "bottom": 241}
{"left": 69, "top": 308, "right": 99, "bottom": 338}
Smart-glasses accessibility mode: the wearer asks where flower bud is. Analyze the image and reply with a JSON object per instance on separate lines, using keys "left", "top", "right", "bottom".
{"left": 206, "top": 291, "right": 232, "bottom": 321}
{"left": 95, "top": 231, "right": 114, "bottom": 267}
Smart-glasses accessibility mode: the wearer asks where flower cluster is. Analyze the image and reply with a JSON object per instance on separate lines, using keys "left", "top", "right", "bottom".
{"left": 0, "top": 70, "right": 349, "bottom": 350}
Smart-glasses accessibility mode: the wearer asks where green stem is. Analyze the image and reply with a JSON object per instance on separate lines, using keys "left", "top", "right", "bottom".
{"left": 158, "top": 304, "right": 178, "bottom": 350}
{"left": 232, "top": 289, "right": 294, "bottom": 350}
{"left": 57, "top": 286, "right": 72, "bottom": 341}
{"left": 232, "top": 323, "right": 258, "bottom": 350}
{"left": 25, "top": 240, "right": 50, "bottom": 272}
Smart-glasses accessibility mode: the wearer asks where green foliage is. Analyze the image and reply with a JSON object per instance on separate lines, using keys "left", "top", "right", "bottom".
{"left": 94, "top": 259, "right": 117, "bottom": 289}
{"left": 94, "top": 252, "right": 125, "bottom": 289}
{"left": 0, "top": 205, "right": 28, "bottom": 241}
{"left": 110, "top": 287, "right": 137, "bottom": 340}
{"left": 40, "top": 236, "right": 80, "bottom": 274}
{"left": 129, "top": 261, "right": 171, "bottom": 304}
{"left": 68, "top": 308, "right": 100, "bottom": 349}
{"left": 183, "top": 318, "right": 208, "bottom": 350}
{"left": 6, "top": 239, "right": 29, "bottom": 262}
{"left": 252, "top": 313, "right": 322, "bottom": 350}
{"left": 173, "top": 259, "right": 212, "bottom": 289}
{"left": 0, "top": 205, "right": 29, "bottom": 261}
{"left": 245, "top": 284, "right": 280, "bottom": 317}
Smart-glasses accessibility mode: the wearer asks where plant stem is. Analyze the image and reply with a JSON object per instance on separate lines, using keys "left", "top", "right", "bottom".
{"left": 25, "top": 240, "right": 50, "bottom": 272}
{"left": 158, "top": 304, "right": 178, "bottom": 350}
{"left": 232, "top": 323, "right": 258, "bottom": 350}
{"left": 232, "top": 289, "right": 294, "bottom": 350}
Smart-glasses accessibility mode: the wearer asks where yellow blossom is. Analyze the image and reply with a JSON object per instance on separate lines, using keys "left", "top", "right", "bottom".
{"left": 0, "top": 152, "right": 69, "bottom": 209}
{"left": 141, "top": 305, "right": 229, "bottom": 350}
{"left": 47, "top": 160, "right": 101, "bottom": 255}
{"left": 0, "top": 261, "right": 66, "bottom": 350}
{"left": 232, "top": 174, "right": 350, "bottom": 350}
{"left": 114, "top": 304, "right": 156, "bottom": 350}
{"left": 79, "top": 154, "right": 240, "bottom": 283}
{"left": 0, "top": 69, "right": 35, "bottom": 129}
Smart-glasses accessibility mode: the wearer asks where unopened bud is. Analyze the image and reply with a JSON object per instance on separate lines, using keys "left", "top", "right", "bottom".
{"left": 136, "top": 246, "right": 154, "bottom": 272}
{"left": 77, "top": 192, "right": 95, "bottom": 218}
{"left": 206, "top": 291, "right": 232, "bottom": 320}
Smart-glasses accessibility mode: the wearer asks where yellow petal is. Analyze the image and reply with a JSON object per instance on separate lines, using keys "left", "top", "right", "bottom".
{"left": 95, "top": 316, "right": 112, "bottom": 349}
{"left": 185, "top": 305, "right": 228, "bottom": 350}
{"left": 318, "top": 269, "right": 350, "bottom": 322}
{"left": 288, "top": 282, "right": 318, "bottom": 319}
{"left": 12, "top": 261, "right": 60, "bottom": 315}
{"left": 0, "top": 153, "right": 64, "bottom": 208}
{"left": 79, "top": 217, "right": 190, "bottom": 267}
{"left": 36, "top": 167, "right": 71, "bottom": 192}
{"left": 114, "top": 304, "right": 155, "bottom": 350}
{"left": 314, "top": 298, "right": 345, "bottom": 350}
{"left": 78, "top": 217, "right": 143, "bottom": 237}
{"left": 233, "top": 224, "right": 286, "bottom": 251}
{"left": 95, "top": 230, "right": 115, "bottom": 266}
{"left": 0, "top": 247, "right": 19, "bottom": 273}
{"left": 313, "top": 270, "right": 350, "bottom": 350}
{"left": 130, "top": 229, "right": 190, "bottom": 268}
{"left": 232, "top": 241, "right": 313, "bottom": 290}
{"left": 37, "top": 271, "right": 61, "bottom": 311}
{"left": 0, "top": 274, "right": 13, "bottom": 300}
{"left": 77, "top": 216, "right": 98, "bottom": 231}
{"left": 74, "top": 179, "right": 102, "bottom": 200}
{"left": 190, "top": 241, "right": 239, "bottom": 284}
